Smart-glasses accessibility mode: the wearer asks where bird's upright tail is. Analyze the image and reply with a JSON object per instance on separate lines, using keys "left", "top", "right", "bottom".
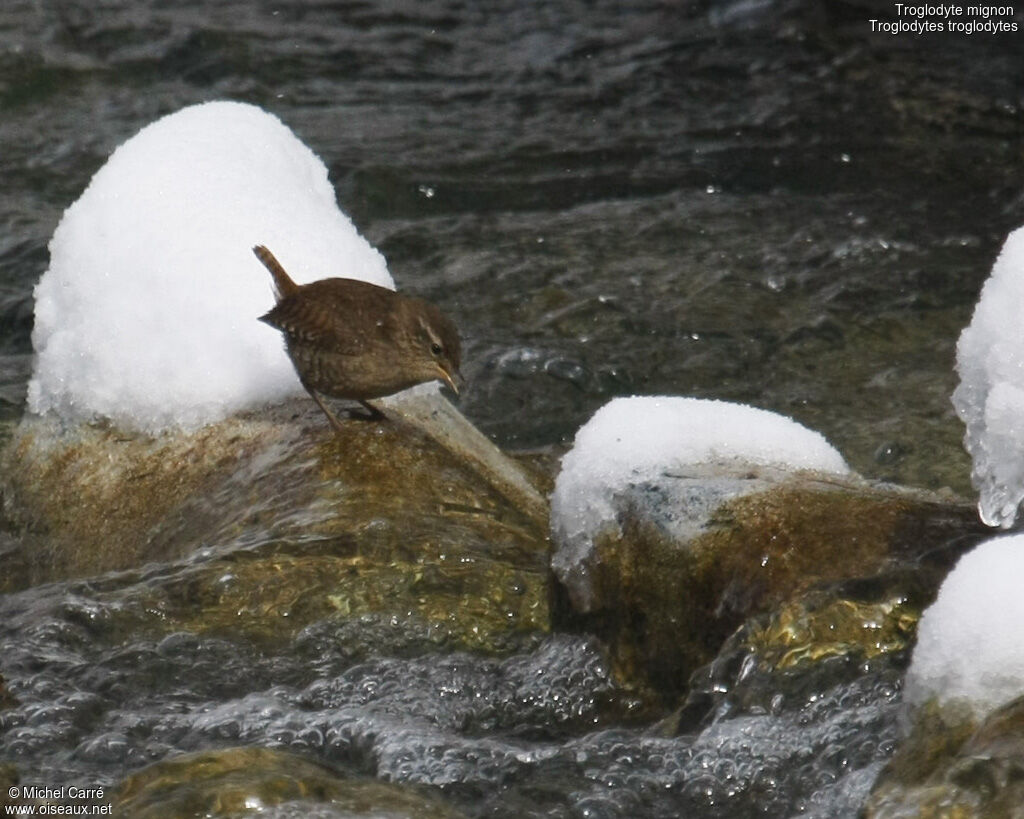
{"left": 253, "top": 245, "right": 300, "bottom": 301}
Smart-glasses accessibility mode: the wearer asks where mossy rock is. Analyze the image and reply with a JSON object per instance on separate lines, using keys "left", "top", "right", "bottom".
{"left": 113, "top": 746, "right": 464, "bottom": 818}
{"left": 553, "top": 471, "right": 986, "bottom": 700}
{"left": 1, "top": 394, "right": 551, "bottom": 654}
{"left": 865, "top": 696, "right": 1024, "bottom": 818}
{"left": 0, "top": 393, "right": 548, "bottom": 589}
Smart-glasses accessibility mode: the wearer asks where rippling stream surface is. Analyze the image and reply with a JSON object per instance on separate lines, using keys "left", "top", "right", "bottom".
{"left": 0, "top": 1, "right": 1022, "bottom": 816}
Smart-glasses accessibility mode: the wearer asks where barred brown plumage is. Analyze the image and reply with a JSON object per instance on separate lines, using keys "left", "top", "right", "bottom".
{"left": 253, "top": 244, "right": 462, "bottom": 430}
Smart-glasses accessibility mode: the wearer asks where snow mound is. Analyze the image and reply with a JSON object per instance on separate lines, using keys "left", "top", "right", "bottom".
{"left": 905, "top": 534, "right": 1024, "bottom": 718}
{"left": 28, "top": 100, "right": 393, "bottom": 435}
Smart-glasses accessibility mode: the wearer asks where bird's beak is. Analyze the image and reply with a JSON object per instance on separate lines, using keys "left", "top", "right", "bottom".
{"left": 437, "top": 365, "right": 464, "bottom": 396}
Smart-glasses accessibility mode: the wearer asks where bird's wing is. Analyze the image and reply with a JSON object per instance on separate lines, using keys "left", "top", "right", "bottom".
{"left": 259, "top": 280, "right": 397, "bottom": 357}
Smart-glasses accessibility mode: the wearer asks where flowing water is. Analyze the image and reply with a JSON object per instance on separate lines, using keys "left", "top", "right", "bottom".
{"left": 0, "top": 1, "right": 1022, "bottom": 816}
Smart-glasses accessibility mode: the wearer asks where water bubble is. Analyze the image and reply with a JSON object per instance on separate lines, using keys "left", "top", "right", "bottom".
{"left": 495, "top": 347, "right": 544, "bottom": 378}
{"left": 544, "top": 358, "right": 589, "bottom": 387}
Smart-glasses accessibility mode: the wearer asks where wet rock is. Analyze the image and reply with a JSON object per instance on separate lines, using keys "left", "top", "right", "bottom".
{"left": 865, "top": 696, "right": 1024, "bottom": 818}
{"left": 113, "top": 746, "right": 464, "bottom": 818}
{"left": 552, "top": 467, "right": 987, "bottom": 700}
{"left": 1, "top": 392, "right": 547, "bottom": 586}
{"left": 0, "top": 393, "right": 551, "bottom": 653}
{"left": 674, "top": 572, "right": 930, "bottom": 734}
{"left": 95, "top": 539, "right": 549, "bottom": 656}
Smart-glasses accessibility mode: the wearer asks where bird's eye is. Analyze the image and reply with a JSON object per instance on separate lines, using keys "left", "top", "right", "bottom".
{"left": 430, "top": 342, "right": 443, "bottom": 356}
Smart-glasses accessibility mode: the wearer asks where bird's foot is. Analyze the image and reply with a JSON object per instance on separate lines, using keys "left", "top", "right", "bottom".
{"left": 348, "top": 401, "right": 386, "bottom": 422}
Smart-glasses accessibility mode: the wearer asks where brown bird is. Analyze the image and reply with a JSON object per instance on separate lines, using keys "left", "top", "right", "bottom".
{"left": 253, "top": 245, "right": 462, "bottom": 431}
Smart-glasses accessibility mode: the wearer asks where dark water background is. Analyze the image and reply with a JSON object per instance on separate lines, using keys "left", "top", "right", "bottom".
{"left": 0, "top": 1, "right": 1022, "bottom": 816}
{"left": 1, "top": 0, "right": 1021, "bottom": 488}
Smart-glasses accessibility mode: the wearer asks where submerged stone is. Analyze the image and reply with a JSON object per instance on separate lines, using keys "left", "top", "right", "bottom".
{"left": 675, "top": 574, "right": 927, "bottom": 733}
{"left": 93, "top": 545, "right": 549, "bottom": 656}
{"left": 113, "top": 746, "right": 463, "bottom": 818}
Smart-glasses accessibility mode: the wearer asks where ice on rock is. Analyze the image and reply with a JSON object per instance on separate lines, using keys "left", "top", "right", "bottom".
{"left": 905, "top": 534, "right": 1024, "bottom": 718}
{"left": 550, "top": 396, "right": 851, "bottom": 608}
{"left": 28, "top": 101, "right": 393, "bottom": 435}
{"left": 952, "top": 227, "right": 1024, "bottom": 527}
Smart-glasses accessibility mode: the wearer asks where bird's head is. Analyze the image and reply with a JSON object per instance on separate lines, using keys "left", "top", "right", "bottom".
{"left": 407, "top": 300, "right": 463, "bottom": 396}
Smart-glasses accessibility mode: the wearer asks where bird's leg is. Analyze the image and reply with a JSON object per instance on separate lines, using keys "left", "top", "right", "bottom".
{"left": 352, "top": 400, "right": 386, "bottom": 421}
{"left": 302, "top": 382, "right": 346, "bottom": 433}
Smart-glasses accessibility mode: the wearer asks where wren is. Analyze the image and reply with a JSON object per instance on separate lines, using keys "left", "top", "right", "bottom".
{"left": 253, "top": 245, "right": 462, "bottom": 431}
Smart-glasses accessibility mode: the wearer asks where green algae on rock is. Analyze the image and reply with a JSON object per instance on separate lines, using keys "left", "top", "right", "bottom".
{"left": 113, "top": 746, "right": 464, "bottom": 818}
{"left": 743, "top": 593, "right": 918, "bottom": 671}
{"left": 673, "top": 574, "right": 935, "bottom": 734}
{"left": 93, "top": 547, "right": 548, "bottom": 656}
{"left": 551, "top": 468, "right": 987, "bottom": 701}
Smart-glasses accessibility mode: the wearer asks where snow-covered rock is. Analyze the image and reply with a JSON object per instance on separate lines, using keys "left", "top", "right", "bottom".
{"left": 28, "top": 100, "right": 392, "bottom": 435}
{"left": 905, "top": 533, "right": 1024, "bottom": 718}
{"left": 952, "top": 227, "right": 1024, "bottom": 527}
{"left": 550, "top": 396, "right": 851, "bottom": 610}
